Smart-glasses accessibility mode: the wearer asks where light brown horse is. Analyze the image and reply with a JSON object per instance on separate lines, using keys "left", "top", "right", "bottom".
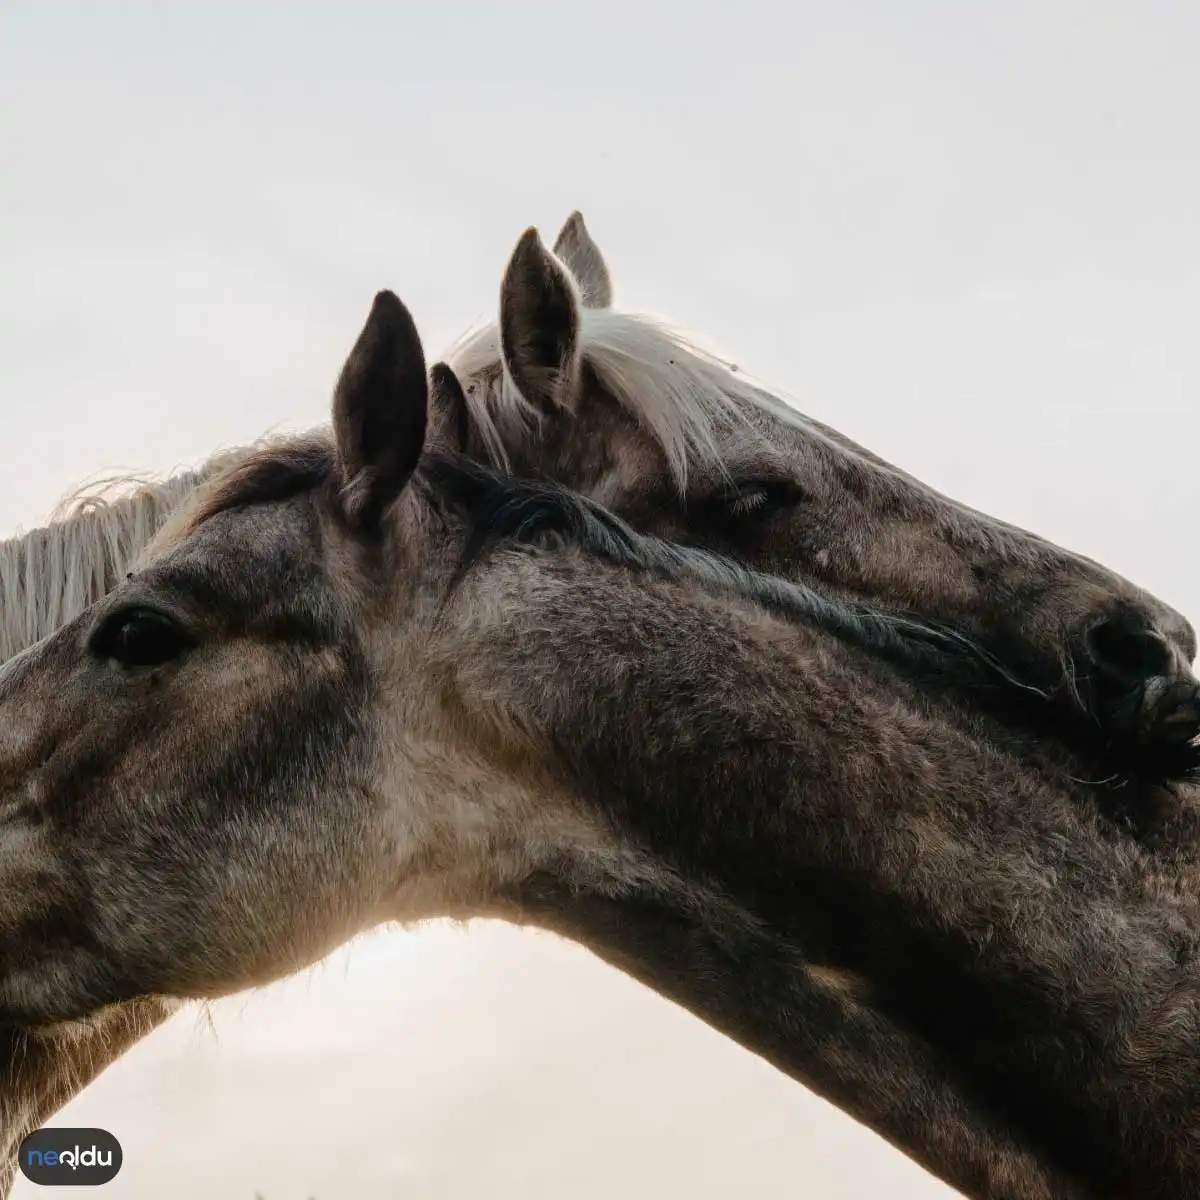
{"left": 3, "top": 288, "right": 1200, "bottom": 1199}
{"left": 450, "top": 214, "right": 1200, "bottom": 778}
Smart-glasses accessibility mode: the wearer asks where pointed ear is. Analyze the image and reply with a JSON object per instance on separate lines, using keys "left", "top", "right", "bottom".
{"left": 429, "top": 362, "right": 470, "bottom": 454}
{"left": 552, "top": 211, "right": 613, "bottom": 309}
{"left": 332, "top": 290, "right": 428, "bottom": 531}
{"left": 499, "top": 227, "right": 582, "bottom": 412}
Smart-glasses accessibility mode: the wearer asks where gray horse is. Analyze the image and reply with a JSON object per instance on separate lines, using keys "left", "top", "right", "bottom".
{"left": 2, "top": 289, "right": 1200, "bottom": 1199}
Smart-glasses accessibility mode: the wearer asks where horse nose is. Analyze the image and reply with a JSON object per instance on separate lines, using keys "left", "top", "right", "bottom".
{"left": 1086, "top": 609, "right": 1200, "bottom": 744}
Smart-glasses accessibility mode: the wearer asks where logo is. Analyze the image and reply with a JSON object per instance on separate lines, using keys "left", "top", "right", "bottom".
{"left": 17, "top": 1128, "right": 122, "bottom": 1187}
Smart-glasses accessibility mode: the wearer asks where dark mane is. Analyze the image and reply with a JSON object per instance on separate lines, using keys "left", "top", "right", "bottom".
{"left": 423, "top": 452, "right": 1200, "bottom": 796}
{"left": 422, "top": 452, "right": 1022, "bottom": 692}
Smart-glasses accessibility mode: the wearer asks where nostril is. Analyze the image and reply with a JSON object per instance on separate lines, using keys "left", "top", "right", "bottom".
{"left": 1086, "top": 614, "right": 1172, "bottom": 684}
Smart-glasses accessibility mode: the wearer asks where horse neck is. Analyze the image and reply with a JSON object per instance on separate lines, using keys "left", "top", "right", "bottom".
{"left": 452, "top": 551, "right": 1200, "bottom": 1199}
{"left": 495, "top": 871, "right": 1084, "bottom": 1200}
{"left": 0, "top": 999, "right": 175, "bottom": 1182}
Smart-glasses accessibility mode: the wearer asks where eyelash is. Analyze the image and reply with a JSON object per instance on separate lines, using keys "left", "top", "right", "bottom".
{"left": 727, "top": 488, "right": 772, "bottom": 518}
{"left": 720, "top": 480, "right": 806, "bottom": 521}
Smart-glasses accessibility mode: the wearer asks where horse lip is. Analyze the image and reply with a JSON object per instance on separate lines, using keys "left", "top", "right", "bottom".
{"left": 1140, "top": 675, "right": 1200, "bottom": 745}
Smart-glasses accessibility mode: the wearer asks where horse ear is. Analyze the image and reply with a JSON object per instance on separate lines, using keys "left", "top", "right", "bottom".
{"left": 429, "top": 362, "right": 470, "bottom": 454}
{"left": 332, "top": 290, "right": 428, "bottom": 531}
{"left": 552, "top": 211, "right": 613, "bottom": 309}
{"left": 499, "top": 227, "right": 582, "bottom": 412}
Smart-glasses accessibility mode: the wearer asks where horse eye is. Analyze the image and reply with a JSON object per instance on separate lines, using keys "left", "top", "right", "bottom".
{"left": 727, "top": 487, "right": 772, "bottom": 518}
{"left": 91, "top": 609, "right": 193, "bottom": 668}
{"left": 723, "top": 480, "right": 806, "bottom": 521}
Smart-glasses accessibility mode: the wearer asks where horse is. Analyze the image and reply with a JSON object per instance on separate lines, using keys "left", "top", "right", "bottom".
{"left": 450, "top": 214, "right": 1200, "bottom": 777}
{"left": 3, "top": 288, "right": 1200, "bottom": 1199}
{"left": 1, "top": 214, "right": 1197, "bottom": 1195}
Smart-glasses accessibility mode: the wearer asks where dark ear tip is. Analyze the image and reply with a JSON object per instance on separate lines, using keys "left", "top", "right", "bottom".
{"left": 369, "top": 289, "right": 409, "bottom": 320}
{"left": 361, "top": 291, "right": 422, "bottom": 350}
{"left": 514, "top": 226, "right": 548, "bottom": 258}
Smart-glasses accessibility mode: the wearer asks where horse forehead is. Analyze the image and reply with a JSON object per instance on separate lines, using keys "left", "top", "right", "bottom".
{"left": 151, "top": 503, "right": 333, "bottom": 605}
{"left": 712, "top": 417, "right": 798, "bottom": 470}
{"left": 726, "top": 404, "right": 930, "bottom": 501}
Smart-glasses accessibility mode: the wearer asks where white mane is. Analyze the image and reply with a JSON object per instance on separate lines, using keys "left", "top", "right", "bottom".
{"left": 445, "top": 306, "right": 785, "bottom": 486}
{"left": 0, "top": 453, "right": 249, "bottom": 662}
{"left": 0, "top": 309, "right": 796, "bottom": 660}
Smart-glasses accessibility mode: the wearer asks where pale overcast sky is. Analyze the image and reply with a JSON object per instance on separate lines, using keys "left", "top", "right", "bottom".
{"left": 3, "top": 2, "right": 1198, "bottom": 1197}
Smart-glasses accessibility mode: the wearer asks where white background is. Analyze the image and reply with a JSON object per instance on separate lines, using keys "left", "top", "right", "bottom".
{"left": 2, "top": 2, "right": 1197, "bottom": 1196}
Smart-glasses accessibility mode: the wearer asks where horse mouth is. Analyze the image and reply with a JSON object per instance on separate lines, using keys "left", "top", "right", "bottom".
{"left": 925, "top": 631, "right": 1200, "bottom": 792}
{"left": 1109, "top": 733, "right": 1200, "bottom": 791}
{"left": 1135, "top": 676, "right": 1200, "bottom": 744}
{"left": 1086, "top": 673, "right": 1200, "bottom": 789}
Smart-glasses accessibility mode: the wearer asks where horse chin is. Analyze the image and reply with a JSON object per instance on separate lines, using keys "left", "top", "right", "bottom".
{"left": 963, "top": 666, "right": 1200, "bottom": 831}
{"left": 1093, "top": 717, "right": 1200, "bottom": 793}
{"left": 1136, "top": 738, "right": 1200, "bottom": 790}
{"left": 1079, "top": 736, "right": 1200, "bottom": 847}
{"left": 1007, "top": 661, "right": 1200, "bottom": 785}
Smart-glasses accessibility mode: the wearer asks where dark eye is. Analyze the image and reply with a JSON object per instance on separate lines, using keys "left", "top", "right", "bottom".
{"left": 91, "top": 609, "right": 194, "bottom": 668}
